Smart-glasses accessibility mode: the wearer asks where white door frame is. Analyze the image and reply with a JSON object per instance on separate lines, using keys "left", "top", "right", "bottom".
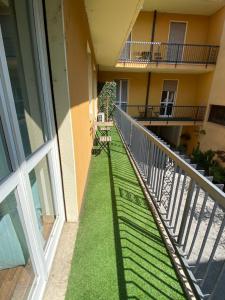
{"left": 0, "top": 0, "right": 65, "bottom": 299}
{"left": 168, "top": 21, "right": 188, "bottom": 62}
{"left": 160, "top": 80, "right": 178, "bottom": 117}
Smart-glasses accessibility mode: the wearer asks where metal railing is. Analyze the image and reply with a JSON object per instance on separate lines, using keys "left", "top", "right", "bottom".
{"left": 114, "top": 105, "right": 225, "bottom": 299}
{"left": 119, "top": 41, "right": 219, "bottom": 66}
{"left": 125, "top": 105, "right": 206, "bottom": 122}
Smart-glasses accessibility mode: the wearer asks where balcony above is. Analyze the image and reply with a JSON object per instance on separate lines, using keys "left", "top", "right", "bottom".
{"left": 125, "top": 105, "right": 206, "bottom": 126}
{"left": 116, "top": 41, "right": 219, "bottom": 73}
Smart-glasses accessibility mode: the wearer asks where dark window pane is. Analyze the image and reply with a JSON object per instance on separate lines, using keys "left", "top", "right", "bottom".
{"left": 208, "top": 105, "right": 225, "bottom": 126}
{"left": 0, "top": 118, "right": 11, "bottom": 181}
{"left": 0, "top": 0, "right": 48, "bottom": 157}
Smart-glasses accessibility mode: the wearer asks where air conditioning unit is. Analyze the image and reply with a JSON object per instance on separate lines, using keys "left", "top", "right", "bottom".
{"left": 97, "top": 112, "right": 105, "bottom": 122}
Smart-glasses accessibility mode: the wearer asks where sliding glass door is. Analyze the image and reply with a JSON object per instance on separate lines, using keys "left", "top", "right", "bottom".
{"left": 0, "top": 0, "right": 65, "bottom": 299}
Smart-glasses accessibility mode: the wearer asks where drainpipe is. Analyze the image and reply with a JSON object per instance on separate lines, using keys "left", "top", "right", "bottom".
{"left": 144, "top": 72, "right": 151, "bottom": 117}
{"left": 150, "top": 10, "right": 157, "bottom": 55}
{"left": 144, "top": 10, "right": 157, "bottom": 117}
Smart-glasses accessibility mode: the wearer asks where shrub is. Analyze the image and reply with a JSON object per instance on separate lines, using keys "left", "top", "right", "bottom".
{"left": 192, "top": 144, "right": 225, "bottom": 184}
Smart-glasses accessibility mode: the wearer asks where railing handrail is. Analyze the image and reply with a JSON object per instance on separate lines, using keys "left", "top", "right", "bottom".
{"left": 124, "top": 40, "right": 220, "bottom": 48}
{"left": 125, "top": 104, "right": 206, "bottom": 108}
{"left": 114, "top": 104, "right": 225, "bottom": 209}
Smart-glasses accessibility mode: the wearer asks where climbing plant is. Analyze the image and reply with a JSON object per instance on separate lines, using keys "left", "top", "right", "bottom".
{"left": 98, "top": 81, "right": 116, "bottom": 120}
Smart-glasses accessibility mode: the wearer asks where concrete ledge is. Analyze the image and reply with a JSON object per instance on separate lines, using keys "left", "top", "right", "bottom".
{"left": 44, "top": 223, "right": 78, "bottom": 300}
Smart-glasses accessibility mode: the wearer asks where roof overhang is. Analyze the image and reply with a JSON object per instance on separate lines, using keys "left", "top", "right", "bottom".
{"left": 84, "top": 0, "right": 144, "bottom": 68}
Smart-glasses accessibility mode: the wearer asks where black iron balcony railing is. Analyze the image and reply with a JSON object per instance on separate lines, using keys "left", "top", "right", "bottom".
{"left": 119, "top": 41, "right": 219, "bottom": 66}
{"left": 124, "top": 105, "right": 206, "bottom": 122}
{"left": 114, "top": 105, "right": 225, "bottom": 299}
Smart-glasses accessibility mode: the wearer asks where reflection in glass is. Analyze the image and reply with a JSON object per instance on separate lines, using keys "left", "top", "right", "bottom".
{"left": 0, "top": 0, "right": 48, "bottom": 157}
{"left": 0, "top": 191, "right": 34, "bottom": 299}
{"left": 29, "top": 156, "right": 56, "bottom": 247}
{"left": 0, "top": 118, "right": 11, "bottom": 181}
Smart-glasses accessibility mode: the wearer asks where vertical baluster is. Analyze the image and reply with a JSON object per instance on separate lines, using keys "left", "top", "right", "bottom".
{"left": 173, "top": 174, "right": 188, "bottom": 236}
{"left": 182, "top": 185, "right": 201, "bottom": 251}
{"left": 152, "top": 146, "right": 160, "bottom": 195}
{"left": 187, "top": 192, "right": 209, "bottom": 258}
{"left": 193, "top": 202, "right": 218, "bottom": 274}
{"left": 177, "top": 179, "right": 195, "bottom": 246}
{"left": 150, "top": 144, "right": 157, "bottom": 189}
{"left": 169, "top": 167, "right": 182, "bottom": 226}
{"left": 165, "top": 162, "right": 177, "bottom": 219}
{"left": 208, "top": 260, "right": 225, "bottom": 300}
{"left": 156, "top": 150, "right": 166, "bottom": 200}
{"left": 200, "top": 216, "right": 225, "bottom": 289}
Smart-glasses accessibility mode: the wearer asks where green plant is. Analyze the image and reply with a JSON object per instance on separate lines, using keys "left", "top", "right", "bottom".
{"left": 192, "top": 144, "right": 225, "bottom": 184}
{"left": 209, "top": 163, "right": 225, "bottom": 183}
{"left": 98, "top": 81, "right": 116, "bottom": 120}
{"left": 177, "top": 144, "right": 187, "bottom": 154}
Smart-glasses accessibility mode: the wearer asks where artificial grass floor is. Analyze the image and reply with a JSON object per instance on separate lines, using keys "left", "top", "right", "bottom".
{"left": 65, "top": 128, "right": 187, "bottom": 300}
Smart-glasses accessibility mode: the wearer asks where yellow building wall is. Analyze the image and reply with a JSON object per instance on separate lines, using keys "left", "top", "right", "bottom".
{"left": 63, "top": 0, "right": 96, "bottom": 213}
{"left": 132, "top": 11, "right": 154, "bottom": 41}
{"left": 181, "top": 126, "right": 199, "bottom": 155}
{"left": 200, "top": 16, "right": 225, "bottom": 153}
{"left": 131, "top": 11, "right": 210, "bottom": 44}
{"left": 196, "top": 72, "right": 214, "bottom": 106}
{"left": 98, "top": 71, "right": 148, "bottom": 105}
{"left": 99, "top": 71, "right": 202, "bottom": 107}
{"left": 149, "top": 73, "right": 199, "bottom": 106}
{"left": 155, "top": 13, "right": 209, "bottom": 44}
{"left": 207, "top": 6, "right": 225, "bottom": 45}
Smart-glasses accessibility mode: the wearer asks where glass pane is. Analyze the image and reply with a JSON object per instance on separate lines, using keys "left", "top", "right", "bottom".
{"left": 168, "top": 91, "right": 175, "bottom": 103}
{"left": 0, "top": 191, "right": 35, "bottom": 299}
{"left": 0, "top": 117, "right": 11, "bottom": 181}
{"left": 0, "top": 0, "right": 48, "bottom": 157}
{"left": 29, "top": 156, "right": 56, "bottom": 248}
{"left": 161, "top": 91, "right": 168, "bottom": 102}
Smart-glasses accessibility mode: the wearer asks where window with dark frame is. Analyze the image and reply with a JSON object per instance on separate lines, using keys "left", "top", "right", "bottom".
{"left": 208, "top": 105, "right": 225, "bottom": 126}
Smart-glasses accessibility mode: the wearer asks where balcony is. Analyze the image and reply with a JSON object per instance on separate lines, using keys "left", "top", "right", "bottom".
{"left": 117, "top": 41, "right": 219, "bottom": 72}
{"left": 125, "top": 104, "right": 207, "bottom": 126}
{"left": 62, "top": 106, "right": 225, "bottom": 299}
{"left": 65, "top": 126, "right": 187, "bottom": 299}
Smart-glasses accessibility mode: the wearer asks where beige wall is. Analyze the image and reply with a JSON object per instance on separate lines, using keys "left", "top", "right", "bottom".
{"left": 63, "top": 0, "right": 96, "bottom": 213}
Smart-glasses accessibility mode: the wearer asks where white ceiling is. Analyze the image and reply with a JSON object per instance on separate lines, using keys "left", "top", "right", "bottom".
{"left": 85, "top": 0, "right": 144, "bottom": 67}
{"left": 143, "top": 0, "right": 225, "bottom": 15}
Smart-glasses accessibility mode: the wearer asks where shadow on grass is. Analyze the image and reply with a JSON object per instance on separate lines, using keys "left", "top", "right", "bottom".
{"left": 107, "top": 129, "right": 187, "bottom": 300}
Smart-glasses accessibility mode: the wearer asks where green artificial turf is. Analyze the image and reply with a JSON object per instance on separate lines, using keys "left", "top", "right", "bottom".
{"left": 65, "top": 128, "right": 187, "bottom": 300}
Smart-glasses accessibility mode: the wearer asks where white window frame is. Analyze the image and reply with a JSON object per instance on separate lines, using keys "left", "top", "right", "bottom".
{"left": 160, "top": 79, "right": 178, "bottom": 117}
{"left": 0, "top": 1, "right": 65, "bottom": 299}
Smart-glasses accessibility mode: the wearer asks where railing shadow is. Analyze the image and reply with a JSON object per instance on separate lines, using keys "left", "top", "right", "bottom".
{"left": 107, "top": 130, "right": 186, "bottom": 299}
